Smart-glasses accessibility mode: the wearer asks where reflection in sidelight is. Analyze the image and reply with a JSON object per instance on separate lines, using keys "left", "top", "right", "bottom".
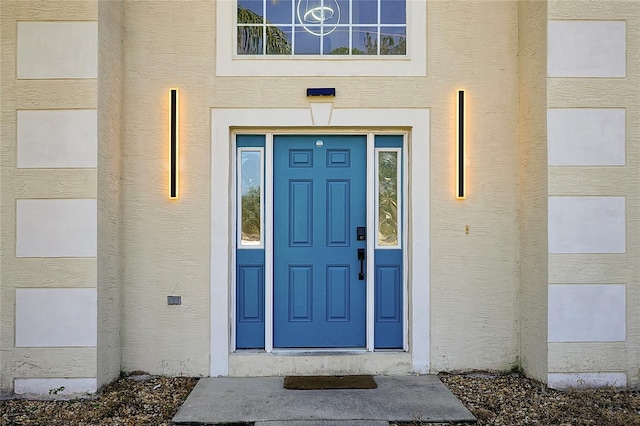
{"left": 240, "top": 150, "right": 263, "bottom": 246}
{"left": 377, "top": 150, "right": 399, "bottom": 247}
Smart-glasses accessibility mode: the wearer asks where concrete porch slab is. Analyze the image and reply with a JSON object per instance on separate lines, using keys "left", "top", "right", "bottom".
{"left": 255, "top": 421, "right": 389, "bottom": 426}
{"left": 172, "top": 375, "right": 476, "bottom": 425}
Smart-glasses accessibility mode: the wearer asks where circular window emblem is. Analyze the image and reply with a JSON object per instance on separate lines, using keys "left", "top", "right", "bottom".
{"left": 297, "top": 0, "right": 341, "bottom": 36}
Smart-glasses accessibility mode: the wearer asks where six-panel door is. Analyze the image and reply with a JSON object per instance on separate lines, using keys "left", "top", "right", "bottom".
{"left": 273, "top": 135, "right": 367, "bottom": 347}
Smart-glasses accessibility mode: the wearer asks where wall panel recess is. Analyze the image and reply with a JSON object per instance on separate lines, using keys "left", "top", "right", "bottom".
{"left": 17, "top": 110, "right": 97, "bottom": 168}
{"left": 15, "top": 288, "right": 97, "bottom": 347}
{"left": 548, "top": 196, "right": 625, "bottom": 254}
{"left": 16, "top": 199, "right": 97, "bottom": 257}
{"left": 548, "top": 284, "right": 626, "bottom": 343}
{"left": 548, "top": 20, "right": 626, "bottom": 77}
{"left": 548, "top": 108, "right": 625, "bottom": 166}
{"left": 17, "top": 22, "right": 97, "bottom": 79}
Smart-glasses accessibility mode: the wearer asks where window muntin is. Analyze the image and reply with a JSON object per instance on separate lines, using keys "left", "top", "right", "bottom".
{"left": 238, "top": 148, "right": 264, "bottom": 248}
{"left": 237, "top": 0, "right": 406, "bottom": 56}
{"left": 376, "top": 148, "right": 401, "bottom": 248}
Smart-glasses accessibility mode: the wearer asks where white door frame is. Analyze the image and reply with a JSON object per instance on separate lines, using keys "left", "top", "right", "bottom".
{"left": 211, "top": 105, "right": 430, "bottom": 376}
{"left": 235, "top": 131, "right": 395, "bottom": 353}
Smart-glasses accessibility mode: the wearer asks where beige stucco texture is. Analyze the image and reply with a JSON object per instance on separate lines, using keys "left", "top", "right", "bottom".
{"left": 117, "top": 0, "right": 213, "bottom": 377}
{"left": 546, "top": 0, "right": 640, "bottom": 387}
{"left": 1, "top": 0, "right": 639, "bottom": 395}
{"left": 114, "top": 0, "right": 520, "bottom": 375}
{"left": 1, "top": 0, "right": 99, "bottom": 395}
{"left": 518, "top": 0, "right": 549, "bottom": 383}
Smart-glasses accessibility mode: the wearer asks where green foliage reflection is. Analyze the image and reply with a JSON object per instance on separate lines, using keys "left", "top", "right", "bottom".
{"left": 242, "top": 186, "right": 261, "bottom": 242}
{"left": 378, "top": 152, "right": 398, "bottom": 246}
{"left": 241, "top": 151, "right": 262, "bottom": 244}
{"left": 364, "top": 32, "right": 406, "bottom": 55}
{"left": 237, "top": 6, "right": 292, "bottom": 55}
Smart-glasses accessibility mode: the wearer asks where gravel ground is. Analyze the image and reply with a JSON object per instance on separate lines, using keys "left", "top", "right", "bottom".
{"left": 0, "top": 374, "right": 198, "bottom": 426}
{"left": 436, "top": 372, "right": 640, "bottom": 426}
{"left": 1, "top": 372, "right": 640, "bottom": 425}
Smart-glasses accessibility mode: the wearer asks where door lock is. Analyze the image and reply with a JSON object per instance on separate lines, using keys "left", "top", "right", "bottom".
{"left": 357, "top": 227, "right": 366, "bottom": 241}
{"left": 358, "top": 248, "right": 365, "bottom": 280}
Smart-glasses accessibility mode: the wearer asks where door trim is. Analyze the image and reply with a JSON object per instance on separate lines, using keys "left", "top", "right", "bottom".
{"left": 211, "top": 107, "right": 430, "bottom": 376}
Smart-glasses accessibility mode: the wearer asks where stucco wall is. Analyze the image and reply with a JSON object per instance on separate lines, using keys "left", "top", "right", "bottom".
{"left": 119, "top": 0, "right": 214, "bottom": 376}
{"left": 518, "top": 0, "right": 549, "bottom": 383}
{"left": 116, "top": 0, "right": 520, "bottom": 375}
{"left": 546, "top": 0, "right": 640, "bottom": 388}
{"left": 427, "top": 0, "right": 520, "bottom": 372}
{"left": 0, "top": 0, "right": 98, "bottom": 395}
{"left": 97, "top": 0, "right": 124, "bottom": 389}
{"left": 13, "top": 0, "right": 640, "bottom": 389}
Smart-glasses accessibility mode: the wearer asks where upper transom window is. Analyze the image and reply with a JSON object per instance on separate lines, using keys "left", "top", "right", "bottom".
{"left": 216, "top": 0, "right": 426, "bottom": 76}
{"left": 237, "top": 0, "right": 406, "bottom": 56}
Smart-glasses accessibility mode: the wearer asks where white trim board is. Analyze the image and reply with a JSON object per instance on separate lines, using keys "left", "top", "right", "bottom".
{"left": 547, "top": 372, "right": 627, "bottom": 389}
{"left": 211, "top": 107, "right": 430, "bottom": 376}
{"left": 14, "top": 378, "right": 97, "bottom": 396}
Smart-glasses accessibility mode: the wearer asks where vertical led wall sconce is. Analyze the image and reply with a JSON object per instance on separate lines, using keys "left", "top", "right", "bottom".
{"left": 169, "top": 88, "right": 179, "bottom": 199}
{"left": 456, "top": 89, "right": 466, "bottom": 199}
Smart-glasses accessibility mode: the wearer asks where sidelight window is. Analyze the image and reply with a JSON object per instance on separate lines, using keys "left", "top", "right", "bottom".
{"left": 375, "top": 148, "right": 401, "bottom": 248}
{"left": 238, "top": 148, "right": 264, "bottom": 247}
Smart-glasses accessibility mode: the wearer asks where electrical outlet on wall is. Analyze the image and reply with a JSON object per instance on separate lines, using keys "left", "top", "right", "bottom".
{"left": 167, "top": 296, "right": 181, "bottom": 305}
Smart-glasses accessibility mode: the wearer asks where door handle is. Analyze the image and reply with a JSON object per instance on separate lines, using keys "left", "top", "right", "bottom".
{"left": 357, "top": 248, "right": 365, "bottom": 280}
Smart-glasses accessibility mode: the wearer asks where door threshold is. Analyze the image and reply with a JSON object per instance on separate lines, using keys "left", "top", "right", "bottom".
{"left": 229, "top": 351, "right": 412, "bottom": 377}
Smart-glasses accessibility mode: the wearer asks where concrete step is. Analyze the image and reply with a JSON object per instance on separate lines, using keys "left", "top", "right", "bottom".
{"left": 172, "top": 375, "right": 475, "bottom": 425}
{"left": 255, "top": 421, "right": 389, "bottom": 426}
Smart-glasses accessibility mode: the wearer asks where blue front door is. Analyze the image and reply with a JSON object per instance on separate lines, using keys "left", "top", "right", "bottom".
{"left": 273, "top": 135, "right": 367, "bottom": 347}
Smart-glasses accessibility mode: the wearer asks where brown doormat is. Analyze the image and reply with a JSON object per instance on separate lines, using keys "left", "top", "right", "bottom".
{"left": 283, "top": 375, "right": 377, "bottom": 390}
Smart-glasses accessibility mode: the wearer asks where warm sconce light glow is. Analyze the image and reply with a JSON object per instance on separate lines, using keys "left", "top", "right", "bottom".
{"left": 456, "top": 89, "right": 465, "bottom": 199}
{"left": 169, "top": 88, "right": 179, "bottom": 199}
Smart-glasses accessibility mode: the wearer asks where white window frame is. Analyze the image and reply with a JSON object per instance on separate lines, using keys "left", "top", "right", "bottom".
{"left": 237, "top": 147, "right": 265, "bottom": 249}
{"left": 216, "top": 0, "right": 427, "bottom": 76}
